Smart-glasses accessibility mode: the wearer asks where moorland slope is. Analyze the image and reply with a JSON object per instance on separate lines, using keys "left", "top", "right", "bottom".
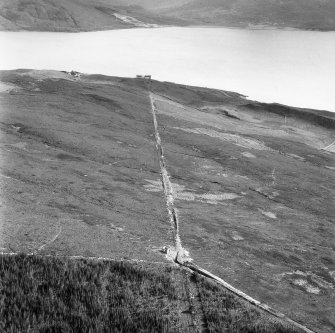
{"left": 0, "top": 69, "right": 334, "bottom": 332}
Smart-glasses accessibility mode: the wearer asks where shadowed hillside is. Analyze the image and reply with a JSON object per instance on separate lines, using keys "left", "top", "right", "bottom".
{"left": 0, "top": 0, "right": 183, "bottom": 32}
{"left": 0, "top": 0, "right": 335, "bottom": 31}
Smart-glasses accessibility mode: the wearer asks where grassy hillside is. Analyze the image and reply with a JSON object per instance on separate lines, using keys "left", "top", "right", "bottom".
{"left": 0, "top": 70, "right": 334, "bottom": 332}
{"left": 0, "top": 0, "right": 334, "bottom": 31}
{"left": 0, "top": 253, "right": 302, "bottom": 332}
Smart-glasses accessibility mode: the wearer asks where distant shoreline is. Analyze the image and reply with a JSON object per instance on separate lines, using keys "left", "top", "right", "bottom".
{"left": 0, "top": 24, "right": 334, "bottom": 34}
{"left": 188, "top": 23, "right": 335, "bottom": 32}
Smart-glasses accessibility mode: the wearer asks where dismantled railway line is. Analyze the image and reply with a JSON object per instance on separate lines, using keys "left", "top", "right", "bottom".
{"left": 145, "top": 78, "right": 316, "bottom": 333}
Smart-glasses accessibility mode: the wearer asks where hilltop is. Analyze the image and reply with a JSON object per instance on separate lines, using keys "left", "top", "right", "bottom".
{"left": 0, "top": 0, "right": 335, "bottom": 31}
{"left": 0, "top": 69, "right": 334, "bottom": 332}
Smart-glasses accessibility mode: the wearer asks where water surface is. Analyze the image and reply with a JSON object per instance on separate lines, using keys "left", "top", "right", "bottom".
{"left": 0, "top": 27, "right": 334, "bottom": 111}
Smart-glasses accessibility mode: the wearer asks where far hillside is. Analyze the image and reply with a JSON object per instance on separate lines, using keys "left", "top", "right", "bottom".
{"left": 0, "top": 0, "right": 183, "bottom": 32}
{"left": 0, "top": 0, "right": 335, "bottom": 31}
{"left": 157, "top": 0, "right": 335, "bottom": 31}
